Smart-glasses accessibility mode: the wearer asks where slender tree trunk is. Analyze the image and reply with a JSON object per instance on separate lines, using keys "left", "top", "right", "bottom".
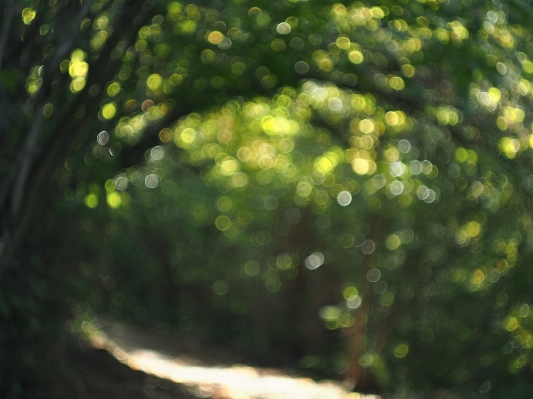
{"left": 345, "top": 215, "right": 382, "bottom": 390}
{"left": 345, "top": 251, "right": 372, "bottom": 389}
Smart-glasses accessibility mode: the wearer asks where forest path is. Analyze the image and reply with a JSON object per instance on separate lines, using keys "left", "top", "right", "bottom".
{"left": 86, "top": 322, "right": 379, "bottom": 399}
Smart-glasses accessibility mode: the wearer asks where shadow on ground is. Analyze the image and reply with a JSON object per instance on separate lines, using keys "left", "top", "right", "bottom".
{"left": 55, "top": 344, "right": 201, "bottom": 399}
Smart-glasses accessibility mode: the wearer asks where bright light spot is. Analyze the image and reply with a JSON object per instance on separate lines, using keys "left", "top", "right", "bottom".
{"left": 220, "top": 158, "right": 240, "bottom": 175}
{"left": 208, "top": 31, "right": 225, "bottom": 45}
{"left": 394, "top": 343, "right": 409, "bottom": 358}
{"left": 276, "top": 253, "right": 292, "bottom": 270}
{"left": 294, "top": 61, "right": 309, "bottom": 74}
{"left": 509, "top": 355, "right": 527, "bottom": 373}
{"left": 265, "top": 276, "right": 281, "bottom": 292}
{"left": 386, "top": 234, "right": 401, "bottom": 250}
{"left": 276, "top": 22, "right": 291, "bottom": 34}
{"left": 42, "top": 103, "right": 54, "bottom": 117}
{"left": 115, "top": 176, "right": 128, "bottom": 191}
{"left": 366, "top": 268, "right": 381, "bottom": 282}
{"left": 319, "top": 306, "right": 341, "bottom": 321}
{"left": 337, "top": 191, "right": 352, "bottom": 206}
{"left": 305, "top": 252, "right": 324, "bottom": 270}
{"left": 70, "top": 78, "right": 86, "bottom": 93}
{"left": 315, "top": 214, "right": 330, "bottom": 229}
{"left": 97, "top": 131, "right": 109, "bottom": 145}
{"left": 180, "top": 128, "right": 196, "bottom": 144}
{"left": 385, "top": 111, "right": 399, "bottom": 125}
{"left": 159, "top": 128, "right": 173, "bottom": 143}
{"left": 180, "top": 20, "right": 197, "bottom": 34}
{"left": 505, "top": 317, "right": 519, "bottom": 331}
{"left": 218, "top": 37, "right": 232, "bottom": 50}
{"left": 519, "top": 304, "right": 530, "bottom": 317}
{"left": 264, "top": 196, "right": 279, "bottom": 210}
{"left": 401, "top": 64, "right": 416, "bottom": 77}
{"left": 352, "top": 158, "right": 369, "bottom": 174}
{"left": 231, "top": 61, "right": 245, "bottom": 74}
{"left": 343, "top": 286, "right": 358, "bottom": 299}
{"left": 107, "top": 82, "right": 121, "bottom": 97}
{"left": 436, "top": 106, "right": 459, "bottom": 125}
{"left": 151, "top": 146, "right": 164, "bottom": 161}
{"left": 336, "top": 36, "right": 351, "bottom": 49}
{"left": 261, "top": 116, "right": 298, "bottom": 135}
{"left": 216, "top": 197, "right": 233, "bottom": 212}
{"left": 107, "top": 192, "right": 122, "bottom": 208}
{"left": 84, "top": 193, "right": 98, "bottom": 208}
{"left": 471, "top": 269, "right": 485, "bottom": 285}
{"left": 477, "top": 87, "right": 501, "bottom": 111}
{"left": 105, "top": 179, "right": 115, "bottom": 192}
{"left": 455, "top": 230, "right": 468, "bottom": 245}
{"left": 409, "top": 160, "right": 421, "bottom": 174}
{"left": 359, "top": 353, "right": 374, "bottom": 367}
{"left": 398, "top": 139, "right": 411, "bottom": 153}
{"left": 231, "top": 172, "right": 249, "bottom": 187}
{"left": 372, "top": 174, "right": 386, "bottom": 189}
{"left": 328, "top": 97, "right": 343, "bottom": 112}
{"left": 69, "top": 59, "right": 88, "bottom": 77}
{"left": 416, "top": 185, "right": 437, "bottom": 204}
{"left": 425, "top": 189, "right": 436, "bottom": 203}
{"left": 255, "top": 230, "right": 271, "bottom": 245}
{"left": 348, "top": 50, "right": 364, "bottom": 64}
{"left": 102, "top": 103, "right": 117, "bottom": 120}
{"left": 22, "top": 8, "right": 36, "bottom": 24}
{"left": 212, "top": 280, "right": 229, "bottom": 295}
{"left": 358, "top": 119, "right": 374, "bottom": 134}
{"left": 286, "top": 208, "right": 301, "bottom": 224}
{"left": 499, "top": 137, "right": 520, "bottom": 159}
{"left": 416, "top": 185, "right": 429, "bottom": 200}
{"left": 479, "top": 381, "right": 491, "bottom": 394}
{"left": 146, "top": 74, "right": 163, "bottom": 90}
{"left": 215, "top": 215, "right": 232, "bottom": 231}
{"left": 145, "top": 174, "right": 159, "bottom": 188}
{"left": 389, "top": 180, "right": 404, "bottom": 196}
{"left": 296, "top": 180, "right": 313, "bottom": 197}
{"left": 94, "top": 15, "right": 110, "bottom": 29}
{"left": 243, "top": 260, "right": 260, "bottom": 276}
{"left": 346, "top": 296, "right": 361, "bottom": 309}
{"left": 315, "top": 157, "right": 334, "bottom": 174}
{"left": 465, "top": 222, "right": 481, "bottom": 237}
{"left": 387, "top": 76, "right": 405, "bottom": 90}
{"left": 361, "top": 240, "right": 376, "bottom": 254}
{"left": 389, "top": 161, "right": 406, "bottom": 177}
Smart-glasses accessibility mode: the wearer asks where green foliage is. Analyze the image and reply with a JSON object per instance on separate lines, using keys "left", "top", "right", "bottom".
{"left": 5, "top": 0, "right": 533, "bottom": 397}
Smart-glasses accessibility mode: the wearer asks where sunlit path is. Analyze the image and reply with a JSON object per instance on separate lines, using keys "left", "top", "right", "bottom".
{"left": 88, "top": 323, "right": 379, "bottom": 399}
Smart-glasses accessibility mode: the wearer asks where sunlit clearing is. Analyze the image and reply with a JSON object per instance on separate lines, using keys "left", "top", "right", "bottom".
{"left": 87, "top": 325, "right": 376, "bottom": 399}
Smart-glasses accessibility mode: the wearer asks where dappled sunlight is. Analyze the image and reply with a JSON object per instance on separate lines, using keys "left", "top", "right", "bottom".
{"left": 88, "top": 323, "right": 377, "bottom": 399}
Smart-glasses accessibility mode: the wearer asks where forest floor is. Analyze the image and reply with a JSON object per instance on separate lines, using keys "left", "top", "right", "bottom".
{"left": 64, "top": 321, "right": 380, "bottom": 399}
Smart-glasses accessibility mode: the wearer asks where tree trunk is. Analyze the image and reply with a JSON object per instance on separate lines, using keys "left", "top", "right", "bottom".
{"left": 345, "top": 215, "right": 382, "bottom": 391}
{"left": 345, "top": 251, "right": 372, "bottom": 390}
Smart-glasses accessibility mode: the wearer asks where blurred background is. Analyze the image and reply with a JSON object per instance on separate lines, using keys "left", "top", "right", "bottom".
{"left": 3, "top": 0, "right": 533, "bottom": 397}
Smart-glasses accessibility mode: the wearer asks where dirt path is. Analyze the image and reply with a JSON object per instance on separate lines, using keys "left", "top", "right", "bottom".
{"left": 86, "top": 322, "right": 380, "bottom": 399}
{"left": 58, "top": 345, "right": 201, "bottom": 399}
